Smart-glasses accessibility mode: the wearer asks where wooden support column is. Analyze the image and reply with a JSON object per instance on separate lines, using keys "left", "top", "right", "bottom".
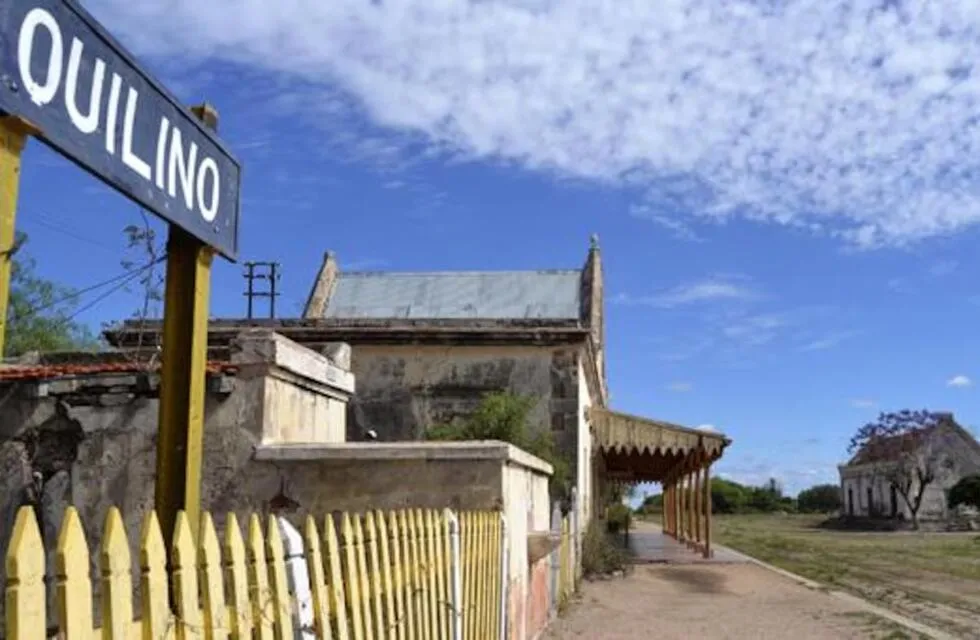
{"left": 668, "top": 481, "right": 675, "bottom": 536}
{"left": 677, "top": 474, "right": 686, "bottom": 542}
{"left": 154, "top": 103, "right": 218, "bottom": 550}
{"left": 694, "top": 462, "right": 702, "bottom": 550}
{"left": 0, "top": 118, "right": 32, "bottom": 358}
{"left": 685, "top": 471, "right": 694, "bottom": 547}
{"left": 703, "top": 462, "right": 713, "bottom": 558}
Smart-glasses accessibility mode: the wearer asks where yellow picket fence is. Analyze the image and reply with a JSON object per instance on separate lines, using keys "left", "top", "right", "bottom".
{"left": 4, "top": 504, "right": 503, "bottom": 639}
{"left": 556, "top": 516, "right": 574, "bottom": 604}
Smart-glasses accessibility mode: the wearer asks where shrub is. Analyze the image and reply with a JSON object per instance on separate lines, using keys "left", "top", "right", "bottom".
{"left": 606, "top": 503, "right": 632, "bottom": 534}
{"left": 424, "top": 392, "right": 571, "bottom": 498}
{"left": 581, "top": 519, "right": 631, "bottom": 578}
{"left": 797, "top": 484, "right": 843, "bottom": 513}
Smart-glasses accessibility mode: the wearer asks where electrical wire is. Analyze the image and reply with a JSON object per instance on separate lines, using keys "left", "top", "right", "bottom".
{"left": 7, "top": 256, "right": 166, "bottom": 325}
{"left": 66, "top": 262, "right": 163, "bottom": 321}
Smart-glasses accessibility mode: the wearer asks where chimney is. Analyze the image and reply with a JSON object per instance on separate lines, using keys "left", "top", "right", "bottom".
{"left": 302, "top": 251, "right": 339, "bottom": 319}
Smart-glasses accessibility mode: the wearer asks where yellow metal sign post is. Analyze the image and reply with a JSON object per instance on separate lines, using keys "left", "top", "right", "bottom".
{"left": 0, "top": 118, "right": 32, "bottom": 358}
{"left": 153, "top": 103, "right": 218, "bottom": 546}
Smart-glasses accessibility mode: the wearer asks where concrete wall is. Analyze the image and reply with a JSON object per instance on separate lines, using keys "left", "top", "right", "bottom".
{"left": 501, "top": 458, "right": 552, "bottom": 640}
{"left": 346, "top": 343, "right": 588, "bottom": 496}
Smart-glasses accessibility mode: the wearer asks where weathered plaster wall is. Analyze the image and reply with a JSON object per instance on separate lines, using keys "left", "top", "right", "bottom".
{"left": 501, "top": 460, "right": 551, "bottom": 640}
{"left": 347, "top": 344, "right": 586, "bottom": 493}
{"left": 576, "top": 359, "right": 593, "bottom": 526}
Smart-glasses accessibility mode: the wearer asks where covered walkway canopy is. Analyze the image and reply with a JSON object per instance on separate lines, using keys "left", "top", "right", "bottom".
{"left": 589, "top": 407, "right": 731, "bottom": 559}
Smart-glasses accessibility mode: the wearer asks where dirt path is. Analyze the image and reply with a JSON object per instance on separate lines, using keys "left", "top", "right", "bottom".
{"left": 543, "top": 563, "right": 918, "bottom": 640}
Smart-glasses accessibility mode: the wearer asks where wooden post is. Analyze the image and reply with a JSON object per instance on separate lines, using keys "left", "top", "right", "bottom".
{"left": 0, "top": 118, "right": 32, "bottom": 358}
{"left": 694, "top": 463, "right": 702, "bottom": 550}
{"left": 703, "top": 463, "right": 712, "bottom": 558}
{"left": 687, "top": 471, "right": 694, "bottom": 547}
{"left": 154, "top": 103, "right": 218, "bottom": 549}
{"left": 676, "top": 475, "right": 684, "bottom": 542}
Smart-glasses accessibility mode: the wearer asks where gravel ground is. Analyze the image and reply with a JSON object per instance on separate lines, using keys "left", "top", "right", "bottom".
{"left": 543, "top": 563, "right": 905, "bottom": 640}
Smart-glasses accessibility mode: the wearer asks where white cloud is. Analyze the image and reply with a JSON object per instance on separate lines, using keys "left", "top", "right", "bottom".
{"left": 695, "top": 424, "right": 719, "bottom": 433}
{"left": 721, "top": 312, "right": 787, "bottom": 346}
{"left": 798, "top": 330, "right": 859, "bottom": 352}
{"left": 615, "top": 276, "right": 756, "bottom": 308}
{"left": 947, "top": 374, "right": 973, "bottom": 388}
{"left": 666, "top": 381, "right": 693, "bottom": 393}
{"left": 86, "top": 0, "right": 980, "bottom": 248}
{"left": 851, "top": 398, "right": 877, "bottom": 409}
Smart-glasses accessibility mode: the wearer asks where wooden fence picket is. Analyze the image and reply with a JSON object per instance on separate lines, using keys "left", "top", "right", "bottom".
{"left": 389, "top": 510, "right": 408, "bottom": 640}
{"left": 267, "top": 515, "right": 295, "bottom": 639}
{"left": 56, "top": 507, "right": 93, "bottom": 637}
{"left": 341, "top": 512, "right": 364, "bottom": 640}
{"left": 3, "top": 503, "right": 516, "bottom": 640}
{"left": 304, "top": 516, "right": 333, "bottom": 640}
{"left": 324, "top": 514, "right": 350, "bottom": 640}
{"left": 364, "top": 512, "right": 386, "bottom": 635}
{"left": 405, "top": 510, "right": 422, "bottom": 640}
{"left": 140, "top": 511, "right": 171, "bottom": 640}
{"left": 101, "top": 507, "right": 133, "bottom": 639}
{"left": 353, "top": 514, "right": 373, "bottom": 637}
{"left": 247, "top": 514, "right": 275, "bottom": 640}
{"left": 5, "top": 507, "right": 45, "bottom": 640}
{"left": 375, "top": 511, "right": 397, "bottom": 640}
{"left": 200, "top": 512, "right": 229, "bottom": 639}
{"left": 224, "top": 513, "right": 254, "bottom": 638}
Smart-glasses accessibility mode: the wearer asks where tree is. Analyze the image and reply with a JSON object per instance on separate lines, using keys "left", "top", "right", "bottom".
{"left": 747, "top": 477, "right": 784, "bottom": 512}
{"left": 948, "top": 475, "right": 980, "bottom": 510}
{"left": 118, "top": 215, "right": 165, "bottom": 362}
{"left": 5, "top": 232, "right": 96, "bottom": 357}
{"left": 797, "top": 484, "right": 843, "bottom": 513}
{"left": 710, "top": 478, "right": 748, "bottom": 514}
{"left": 424, "top": 392, "right": 570, "bottom": 498}
{"left": 847, "top": 409, "right": 954, "bottom": 529}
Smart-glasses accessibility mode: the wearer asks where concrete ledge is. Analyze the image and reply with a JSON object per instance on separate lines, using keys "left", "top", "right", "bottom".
{"left": 713, "top": 543, "right": 957, "bottom": 640}
{"left": 255, "top": 440, "right": 554, "bottom": 475}
{"left": 232, "top": 329, "right": 355, "bottom": 394}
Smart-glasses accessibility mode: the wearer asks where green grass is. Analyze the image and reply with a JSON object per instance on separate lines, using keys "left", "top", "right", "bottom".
{"left": 710, "top": 514, "right": 980, "bottom": 636}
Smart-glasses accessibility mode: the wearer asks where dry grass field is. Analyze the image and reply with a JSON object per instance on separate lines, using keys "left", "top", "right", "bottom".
{"left": 713, "top": 514, "right": 980, "bottom": 638}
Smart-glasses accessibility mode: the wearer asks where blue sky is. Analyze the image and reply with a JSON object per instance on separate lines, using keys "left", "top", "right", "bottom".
{"left": 14, "top": 0, "right": 980, "bottom": 496}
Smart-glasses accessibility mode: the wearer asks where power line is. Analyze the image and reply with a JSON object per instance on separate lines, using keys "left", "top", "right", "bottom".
{"left": 67, "top": 263, "right": 160, "bottom": 321}
{"left": 23, "top": 213, "right": 120, "bottom": 252}
{"left": 8, "top": 257, "right": 166, "bottom": 325}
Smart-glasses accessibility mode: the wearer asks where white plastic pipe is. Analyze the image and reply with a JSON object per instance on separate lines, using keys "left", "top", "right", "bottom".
{"left": 447, "top": 509, "right": 463, "bottom": 640}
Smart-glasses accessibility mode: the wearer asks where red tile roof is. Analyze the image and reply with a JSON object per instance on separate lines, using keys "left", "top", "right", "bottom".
{"left": 0, "top": 361, "right": 236, "bottom": 382}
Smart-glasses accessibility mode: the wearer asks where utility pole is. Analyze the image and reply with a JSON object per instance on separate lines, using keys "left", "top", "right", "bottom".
{"left": 243, "top": 261, "right": 281, "bottom": 319}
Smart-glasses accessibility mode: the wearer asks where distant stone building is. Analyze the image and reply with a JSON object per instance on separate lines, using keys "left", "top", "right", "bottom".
{"left": 837, "top": 413, "right": 980, "bottom": 521}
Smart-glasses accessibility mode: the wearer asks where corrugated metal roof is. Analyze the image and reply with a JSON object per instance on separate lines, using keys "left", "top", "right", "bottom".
{"left": 323, "top": 270, "right": 582, "bottom": 320}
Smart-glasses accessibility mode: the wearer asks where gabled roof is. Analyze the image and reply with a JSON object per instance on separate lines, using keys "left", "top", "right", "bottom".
{"left": 323, "top": 270, "right": 582, "bottom": 320}
{"left": 844, "top": 413, "right": 980, "bottom": 466}
{"left": 847, "top": 426, "right": 936, "bottom": 465}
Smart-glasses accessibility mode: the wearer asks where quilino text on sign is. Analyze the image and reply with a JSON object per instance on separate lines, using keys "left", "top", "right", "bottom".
{"left": 0, "top": 0, "right": 241, "bottom": 257}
